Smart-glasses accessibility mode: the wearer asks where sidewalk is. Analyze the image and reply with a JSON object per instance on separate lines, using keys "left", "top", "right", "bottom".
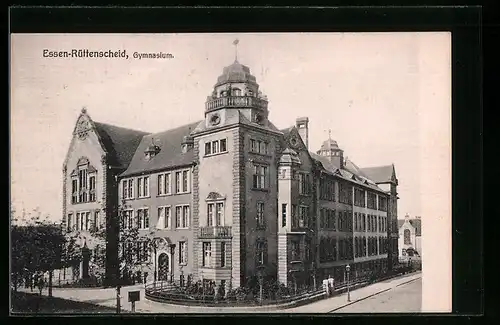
{"left": 17, "top": 272, "right": 421, "bottom": 313}
{"left": 286, "top": 271, "right": 422, "bottom": 313}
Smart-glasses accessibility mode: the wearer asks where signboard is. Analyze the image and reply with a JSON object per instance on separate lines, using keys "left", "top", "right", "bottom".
{"left": 128, "top": 290, "right": 140, "bottom": 303}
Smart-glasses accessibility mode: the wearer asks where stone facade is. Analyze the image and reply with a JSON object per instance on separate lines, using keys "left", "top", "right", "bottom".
{"left": 62, "top": 59, "right": 399, "bottom": 289}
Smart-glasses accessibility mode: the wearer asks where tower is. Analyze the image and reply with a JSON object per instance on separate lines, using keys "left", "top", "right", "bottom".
{"left": 317, "top": 131, "right": 344, "bottom": 169}
{"left": 191, "top": 42, "right": 282, "bottom": 288}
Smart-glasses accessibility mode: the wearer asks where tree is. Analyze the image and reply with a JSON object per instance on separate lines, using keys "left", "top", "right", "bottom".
{"left": 87, "top": 200, "right": 154, "bottom": 286}
{"left": 10, "top": 207, "right": 72, "bottom": 296}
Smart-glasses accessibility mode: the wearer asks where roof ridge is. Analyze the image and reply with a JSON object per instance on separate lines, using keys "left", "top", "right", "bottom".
{"left": 93, "top": 120, "right": 150, "bottom": 135}
{"left": 149, "top": 120, "right": 203, "bottom": 136}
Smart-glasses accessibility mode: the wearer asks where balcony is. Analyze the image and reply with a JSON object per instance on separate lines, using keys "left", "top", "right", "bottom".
{"left": 205, "top": 96, "right": 268, "bottom": 111}
{"left": 198, "top": 226, "right": 232, "bottom": 239}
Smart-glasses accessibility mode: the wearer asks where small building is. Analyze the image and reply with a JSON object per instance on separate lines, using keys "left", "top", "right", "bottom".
{"left": 398, "top": 214, "right": 422, "bottom": 261}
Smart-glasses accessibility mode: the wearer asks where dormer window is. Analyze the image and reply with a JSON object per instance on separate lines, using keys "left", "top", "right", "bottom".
{"left": 144, "top": 144, "right": 161, "bottom": 160}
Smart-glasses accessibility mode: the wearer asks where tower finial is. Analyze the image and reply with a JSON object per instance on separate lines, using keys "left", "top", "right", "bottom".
{"left": 328, "top": 129, "right": 332, "bottom": 140}
{"left": 233, "top": 39, "right": 239, "bottom": 62}
{"left": 81, "top": 106, "right": 87, "bottom": 114}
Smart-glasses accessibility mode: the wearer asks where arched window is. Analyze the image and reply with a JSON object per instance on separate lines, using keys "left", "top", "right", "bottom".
{"left": 404, "top": 229, "right": 411, "bottom": 245}
{"left": 232, "top": 88, "right": 241, "bottom": 96}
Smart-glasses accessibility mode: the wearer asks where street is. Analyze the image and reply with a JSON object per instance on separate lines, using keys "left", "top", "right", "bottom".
{"left": 12, "top": 272, "right": 422, "bottom": 314}
{"left": 331, "top": 277, "right": 421, "bottom": 313}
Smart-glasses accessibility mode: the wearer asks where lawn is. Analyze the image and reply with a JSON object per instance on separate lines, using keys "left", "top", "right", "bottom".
{"left": 11, "top": 291, "right": 120, "bottom": 314}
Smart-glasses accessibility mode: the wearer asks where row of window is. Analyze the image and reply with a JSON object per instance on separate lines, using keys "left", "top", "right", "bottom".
{"left": 319, "top": 237, "right": 353, "bottom": 262}
{"left": 354, "top": 213, "right": 387, "bottom": 233}
{"left": 122, "top": 170, "right": 190, "bottom": 200}
{"left": 205, "top": 139, "right": 228, "bottom": 156}
{"left": 121, "top": 205, "right": 190, "bottom": 230}
{"left": 121, "top": 240, "right": 188, "bottom": 265}
{"left": 71, "top": 169, "right": 97, "bottom": 204}
{"left": 66, "top": 210, "right": 101, "bottom": 232}
{"left": 250, "top": 139, "right": 269, "bottom": 155}
{"left": 355, "top": 236, "right": 387, "bottom": 257}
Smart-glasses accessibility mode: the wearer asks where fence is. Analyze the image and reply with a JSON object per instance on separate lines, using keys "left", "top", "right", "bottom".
{"left": 144, "top": 275, "right": 374, "bottom": 307}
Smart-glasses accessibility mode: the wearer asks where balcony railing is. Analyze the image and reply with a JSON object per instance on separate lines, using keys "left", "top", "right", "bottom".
{"left": 198, "top": 226, "right": 232, "bottom": 239}
{"left": 205, "top": 96, "right": 268, "bottom": 111}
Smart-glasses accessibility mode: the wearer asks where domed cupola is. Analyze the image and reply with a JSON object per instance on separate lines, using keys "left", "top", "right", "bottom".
{"left": 214, "top": 61, "right": 258, "bottom": 87}
{"left": 317, "top": 131, "right": 344, "bottom": 169}
{"left": 204, "top": 40, "right": 269, "bottom": 126}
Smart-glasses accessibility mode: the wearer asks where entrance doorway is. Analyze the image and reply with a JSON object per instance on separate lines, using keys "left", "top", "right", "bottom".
{"left": 158, "top": 253, "right": 169, "bottom": 281}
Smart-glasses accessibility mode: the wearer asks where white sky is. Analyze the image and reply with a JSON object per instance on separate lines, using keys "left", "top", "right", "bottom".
{"left": 10, "top": 32, "right": 451, "bottom": 222}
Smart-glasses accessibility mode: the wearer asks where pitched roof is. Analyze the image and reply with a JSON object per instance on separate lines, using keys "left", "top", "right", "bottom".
{"left": 398, "top": 218, "right": 422, "bottom": 236}
{"left": 360, "top": 165, "right": 395, "bottom": 184}
{"left": 93, "top": 122, "right": 150, "bottom": 169}
{"left": 344, "top": 158, "right": 368, "bottom": 178}
{"left": 120, "top": 121, "right": 201, "bottom": 177}
{"left": 309, "top": 152, "right": 339, "bottom": 174}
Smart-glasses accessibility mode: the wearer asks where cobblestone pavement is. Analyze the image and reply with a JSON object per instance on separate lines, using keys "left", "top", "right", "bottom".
{"left": 16, "top": 272, "right": 421, "bottom": 314}
{"left": 331, "top": 277, "right": 421, "bottom": 313}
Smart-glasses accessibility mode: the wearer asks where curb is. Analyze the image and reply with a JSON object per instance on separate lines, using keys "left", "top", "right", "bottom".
{"left": 327, "top": 274, "right": 421, "bottom": 313}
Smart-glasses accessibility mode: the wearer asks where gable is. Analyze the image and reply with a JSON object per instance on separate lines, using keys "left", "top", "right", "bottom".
{"left": 64, "top": 114, "right": 107, "bottom": 169}
{"left": 280, "top": 126, "right": 316, "bottom": 171}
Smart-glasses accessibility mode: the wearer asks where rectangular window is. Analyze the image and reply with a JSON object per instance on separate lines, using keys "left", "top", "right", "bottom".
{"left": 354, "top": 212, "right": 358, "bottom": 231}
{"left": 259, "top": 141, "right": 268, "bottom": 154}
{"left": 136, "top": 176, "right": 149, "bottom": 198}
{"left": 215, "top": 202, "right": 223, "bottom": 226}
{"left": 158, "top": 174, "right": 165, "bottom": 195}
{"left": 252, "top": 164, "right": 268, "bottom": 189}
{"left": 207, "top": 203, "right": 214, "bottom": 226}
{"left": 182, "top": 170, "right": 189, "bottom": 192}
{"left": 220, "top": 242, "right": 226, "bottom": 267}
{"left": 298, "top": 173, "right": 309, "bottom": 195}
{"left": 182, "top": 206, "right": 190, "bottom": 228}
{"left": 250, "top": 139, "right": 257, "bottom": 152}
{"left": 89, "top": 176, "right": 96, "bottom": 202}
{"left": 175, "top": 206, "right": 181, "bottom": 228}
{"left": 202, "top": 242, "right": 211, "bottom": 267}
{"left": 320, "top": 209, "right": 324, "bottom": 229}
{"left": 256, "top": 241, "right": 265, "bottom": 265}
{"left": 256, "top": 202, "right": 265, "bottom": 228}
{"left": 179, "top": 241, "right": 187, "bottom": 264}
{"left": 71, "top": 179, "right": 78, "bottom": 204}
{"left": 174, "top": 170, "right": 190, "bottom": 194}
{"left": 212, "top": 140, "right": 219, "bottom": 153}
{"left": 281, "top": 203, "right": 287, "bottom": 227}
{"left": 220, "top": 139, "right": 227, "bottom": 152}
{"left": 175, "top": 172, "right": 181, "bottom": 193}
{"left": 205, "top": 142, "right": 211, "bottom": 155}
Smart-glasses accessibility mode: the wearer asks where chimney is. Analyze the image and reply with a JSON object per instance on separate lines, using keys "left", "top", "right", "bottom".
{"left": 295, "top": 117, "right": 309, "bottom": 149}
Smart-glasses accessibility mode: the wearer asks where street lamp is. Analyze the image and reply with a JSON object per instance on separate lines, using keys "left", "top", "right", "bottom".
{"left": 345, "top": 264, "right": 351, "bottom": 302}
